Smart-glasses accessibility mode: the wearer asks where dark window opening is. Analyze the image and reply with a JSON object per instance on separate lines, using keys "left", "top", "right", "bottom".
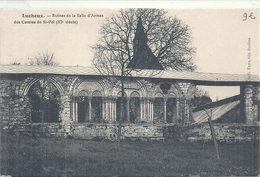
{"left": 91, "top": 97, "right": 102, "bottom": 122}
{"left": 166, "top": 98, "right": 176, "bottom": 123}
{"left": 28, "top": 80, "right": 60, "bottom": 123}
{"left": 78, "top": 96, "right": 89, "bottom": 122}
{"left": 129, "top": 97, "right": 140, "bottom": 123}
{"left": 116, "top": 97, "right": 127, "bottom": 123}
{"left": 154, "top": 98, "right": 164, "bottom": 122}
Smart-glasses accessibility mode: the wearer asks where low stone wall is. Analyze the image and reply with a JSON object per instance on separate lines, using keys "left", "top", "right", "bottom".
{"left": 2, "top": 122, "right": 165, "bottom": 141}
{"left": 66, "top": 123, "right": 164, "bottom": 141}
{"left": 183, "top": 123, "right": 260, "bottom": 143}
{"left": 3, "top": 119, "right": 259, "bottom": 143}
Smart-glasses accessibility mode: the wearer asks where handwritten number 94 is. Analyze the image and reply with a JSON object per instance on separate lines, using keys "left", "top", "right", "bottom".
{"left": 243, "top": 12, "right": 256, "bottom": 21}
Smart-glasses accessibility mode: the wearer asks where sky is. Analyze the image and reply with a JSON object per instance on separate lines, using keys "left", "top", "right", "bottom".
{"left": 0, "top": 2, "right": 259, "bottom": 100}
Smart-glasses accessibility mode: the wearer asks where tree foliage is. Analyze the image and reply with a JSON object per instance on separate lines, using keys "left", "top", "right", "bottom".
{"left": 10, "top": 61, "right": 21, "bottom": 65}
{"left": 92, "top": 8, "right": 196, "bottom": 76}
{"left": 191, "top": 88, "right": 212, "bottom": 108}
{"left": 27, "top": 52, "right": 59, "bottom": 66}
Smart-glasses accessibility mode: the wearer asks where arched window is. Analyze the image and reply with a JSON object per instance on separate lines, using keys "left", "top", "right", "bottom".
{"left": 116, "top": 92, "right": 127, "bottom": 123}
{"left": 91, "top": 91, "right": 102, "bottom": 122}
{"left": 77, "top": 90, "right": 89, "bottom": 122}
{"left": 166, "top": 94, "right": 177, "bottom": 123}
{"left": 78, "top": 97, "right": 89, "bottom": 122}
{"left": 28, "top": 79, "right": 60, "bottom": 123}
{"left": 153, "top": 92, "right": 164, "bottom": 123}
{"left": 129, "top": 91, "right": 140, "bottom": 123}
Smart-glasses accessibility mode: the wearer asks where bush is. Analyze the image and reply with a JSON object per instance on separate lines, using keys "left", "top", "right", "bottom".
{"left": 164, "top": 124, "right": 184, "bottom": 141}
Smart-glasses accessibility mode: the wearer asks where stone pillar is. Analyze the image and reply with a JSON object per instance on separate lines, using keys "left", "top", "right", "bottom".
{"left": 163, "top": 98, "right": 167, "bottom": 123}
{"left": 109, "top": 98, "right": 113, "bottom": 122}
{"left": 145, "top": 98, "right": 150, "bottom": 121}
{"left": 177, "top": 82, "right": 192, "bottom": 124}
{"left": 109, "top": 97, "right": 112, "bottom": 120}
{"left": 88, "top": 97, "right": 92, "bottom": 121}
{"left": 104, "top": 97, "right": 108, "bottom": 121}
{"left": 114, "top": 98, "right": 117, "bottom": 122}
{"left": 151, "top": 98, "right": 154, "bottom": 121}
{"left": 176, "top": 99, "right": 180, "bottom": 123}
{"left": 180, "top": 98, "right": 185, "bottom": 124}
{"left": 252, "top": 86, "right": 260, "bottom": 121}
{"left": 147, "top": 98, "right": 154, "bottom": 121}
{"left": 140, "top": 98, "right": 144, "bottom": 121}
{"left": 145, "top": 98, "right": 147, "bottom": 121}
{"left": 72, "top": 99, "right": 75, "bottom": 121}
{"left": 111, "top": 97, "right": 116, "bottom": 122}
{"left": 107, "top": 97, "right": 110, "bottom": 121}
{"left": 103, "top": 97, "right": 113, "bottom": 122}
{"left": 69, "top": 98, "right": 73, "bottom": 121}
{"left": 60, "top": 94, "right": 72, "bottom": 124}
{"left": 147, "top": 98, "right": 151, "bottom": 121}
{"left": 143, "top": 98, "right": 147, "bottom": 121}
{"left": 102, "top": 97, "right": 106, "bottom": 120}
{"left": 126, "top": 97, "right": 130, "bottom": 123}
{"left": 186, "top": 99, "right": 192, "bottom": 123}
{"left": 181, "top": 98, "right": 189, "bottom": 124}
{"left": 145, "top": 98, "right": 149, "bottom": 121}
{"left": 244, "top": 85, "right": 254, "bottom": 124}
{"left": 75, "top": 100, "right": 78, "bottom": 122}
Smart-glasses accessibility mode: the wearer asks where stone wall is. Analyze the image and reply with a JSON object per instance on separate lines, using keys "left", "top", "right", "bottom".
{"left": 182, "top": 123, "right": 260, "bottom": 143}
{"left": 1, "top": 73, "right": 259, "bottom": 142}
{"left": 0, "top": 74, "right": 165, "bottom": 141}
{"left": 2, "top": 122, "right": 165, "bottom": 141}
{"left": 1, "top": 119, "right": 164, "bottom": 141}
{"left": 0, "top": 79, "right": 32, "bottom": 131}
{"left": 1, "top": 96, "right": 31, "bottom": 130}
{"left": 0, "top": 75, "right": 75, "bottom": 129}
{"left": 2, "top": 118, "right": 260, "bottom": 143}
{"left": 64, "top": 123, "right": 164, "bottom": 141}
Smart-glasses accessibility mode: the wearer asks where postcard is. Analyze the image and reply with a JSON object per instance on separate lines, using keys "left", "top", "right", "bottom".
{"left": 0, "top": 2, "right": 259, "bottom": 176}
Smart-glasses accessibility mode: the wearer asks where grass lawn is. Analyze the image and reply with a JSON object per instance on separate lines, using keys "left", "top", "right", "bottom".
{"left": 1, "top": 132, "right": 259, "bottom": 176}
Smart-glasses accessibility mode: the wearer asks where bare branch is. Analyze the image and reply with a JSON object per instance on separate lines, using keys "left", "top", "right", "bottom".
{"left": 92, "top": 9, "right": 196, "bottom": 76}
{"left": 27, "top": 52, "right": 59, "bottom": 66}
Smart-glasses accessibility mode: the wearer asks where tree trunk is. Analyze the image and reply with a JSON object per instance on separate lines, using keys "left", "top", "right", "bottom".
{"left": 117, "top": 77, "right": 125, "bottom": 147}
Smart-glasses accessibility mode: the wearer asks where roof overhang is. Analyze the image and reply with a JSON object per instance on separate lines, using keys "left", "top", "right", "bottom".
{"left": 0, "top": 65, "right": 259, "bottom": 86}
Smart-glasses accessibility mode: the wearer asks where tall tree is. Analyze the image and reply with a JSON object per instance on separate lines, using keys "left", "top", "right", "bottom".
{"left": 92, "top": 9, "right": 196, "bottom": 144}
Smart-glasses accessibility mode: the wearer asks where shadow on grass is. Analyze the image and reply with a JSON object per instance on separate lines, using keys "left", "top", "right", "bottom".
{"left": 1, "top": 132, "right": 259, "bottom": 176}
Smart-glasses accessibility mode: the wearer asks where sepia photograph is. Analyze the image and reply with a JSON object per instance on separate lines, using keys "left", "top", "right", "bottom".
{"left": 0, "top": 1, "right": 259, "bottom": 176}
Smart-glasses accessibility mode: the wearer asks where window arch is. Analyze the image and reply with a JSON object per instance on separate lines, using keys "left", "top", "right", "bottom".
{"left": 91, "top": 90, "right": 102, "bottom": 122}
{"left": 153, "top": 93, "right": 164, "bottom": 123}
{"left": 78, "top": 90, "right": 88, "bottom": 97}
{"left": 27, "top": 79, "right": 61, "bottom": 123}
{"left": 116, "top": 92, "right": 127, "bottom": 123}
{"left": 77, "top": 96, "right": 89, "bottom": 122}
{"left": 166, "top": 98, "right": 177, "bottom": 123}
{"left": 166, "top": 93, "right": 177, "bottom": 123}
{"left": 130, "top": 91, "right": 140, "bottom": 123}
{"left": 77, "top": 90, "right": 89, "bottom": 122}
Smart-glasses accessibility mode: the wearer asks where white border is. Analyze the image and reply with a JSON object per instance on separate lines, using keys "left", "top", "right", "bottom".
{"left": 0, "top": 1, "right": 259, "bottom": 9}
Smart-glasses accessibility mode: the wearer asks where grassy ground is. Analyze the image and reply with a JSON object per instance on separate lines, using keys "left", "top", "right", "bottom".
{"left": 1, "top": 132, "right": 259, "bottom": 176}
